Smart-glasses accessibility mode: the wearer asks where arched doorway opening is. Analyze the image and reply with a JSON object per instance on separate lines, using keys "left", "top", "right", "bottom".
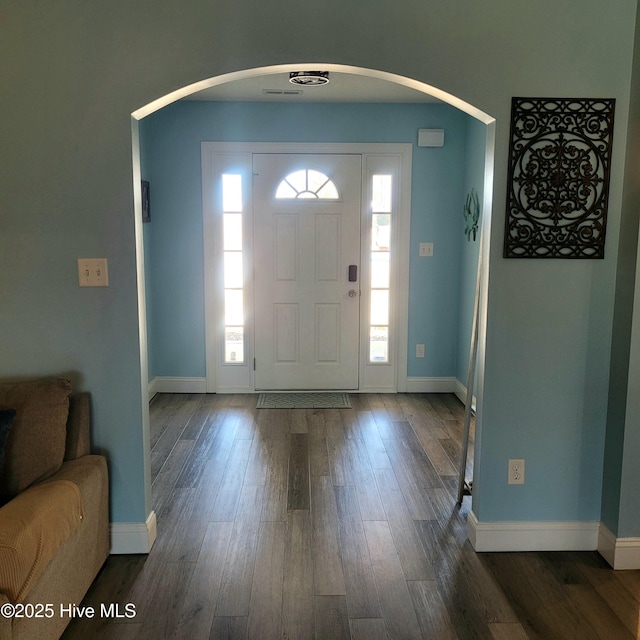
{"left": 131, "top": 62, "right": 496, "bottom": 535}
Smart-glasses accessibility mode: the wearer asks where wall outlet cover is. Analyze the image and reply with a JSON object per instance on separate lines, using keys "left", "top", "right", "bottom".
{"left": 508, "top": 458, "right": 525, "bottom": 485}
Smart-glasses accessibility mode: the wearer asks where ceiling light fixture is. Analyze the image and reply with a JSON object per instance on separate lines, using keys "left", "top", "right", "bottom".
{"left": 289, "top": 71, "right": 330, "bottom": 86}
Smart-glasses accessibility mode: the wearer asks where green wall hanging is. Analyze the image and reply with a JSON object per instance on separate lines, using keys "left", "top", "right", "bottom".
{"left": 464, "top": 188, "right": 480, "bottom": 241}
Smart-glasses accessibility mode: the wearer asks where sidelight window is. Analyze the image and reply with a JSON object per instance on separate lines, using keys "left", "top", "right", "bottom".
{"left": 369, "top": 174, "right": 392, "bottom": 363}
{"left": 222, "top": 174, "right": 244, "bottom": 363}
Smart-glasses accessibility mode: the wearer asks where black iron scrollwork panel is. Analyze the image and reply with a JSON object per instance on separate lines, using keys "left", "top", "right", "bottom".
{"left": 504, "top": 97, "right": 615, "bottom": 259}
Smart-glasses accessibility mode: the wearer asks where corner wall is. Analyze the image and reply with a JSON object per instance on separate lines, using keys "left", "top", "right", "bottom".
{"left": 602, "top": 2, "right": 640, "bottom": 540}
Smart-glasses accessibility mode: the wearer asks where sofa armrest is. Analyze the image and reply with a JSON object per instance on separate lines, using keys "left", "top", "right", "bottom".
{"left": 64, "top": 392, "right": 91, "bottom": 460}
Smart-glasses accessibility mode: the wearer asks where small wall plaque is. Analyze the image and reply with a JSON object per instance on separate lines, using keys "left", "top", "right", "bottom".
{"left": 504, "top": 97, "right": 615, "bottom": 259}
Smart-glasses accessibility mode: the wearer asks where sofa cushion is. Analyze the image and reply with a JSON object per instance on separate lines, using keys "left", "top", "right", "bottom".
{"left": 0, "top": 378, "right": 71, "bottom": 502}
{"left": 0, "top": 479, "right": 84, "bottom": 603}
{"left": 0, "top": 410, "right": 16, "bottom": 476}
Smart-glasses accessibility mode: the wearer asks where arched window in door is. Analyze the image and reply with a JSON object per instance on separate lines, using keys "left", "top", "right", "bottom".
{"left": 275, "top": 169, "right": 340, "bottom": 200}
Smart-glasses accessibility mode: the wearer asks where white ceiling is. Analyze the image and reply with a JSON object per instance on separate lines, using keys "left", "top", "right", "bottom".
{"left": 184, "top": 70, "right": 441, "bottom": 103}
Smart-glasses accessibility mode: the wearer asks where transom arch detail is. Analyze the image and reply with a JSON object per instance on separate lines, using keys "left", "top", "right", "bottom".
{"left": 275, "top": 169, "right": 340, "bottom": 200}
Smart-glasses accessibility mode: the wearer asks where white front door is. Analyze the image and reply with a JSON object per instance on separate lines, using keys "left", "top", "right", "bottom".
{"left": 253, "top": 154, "right": 362, "bottom": 390}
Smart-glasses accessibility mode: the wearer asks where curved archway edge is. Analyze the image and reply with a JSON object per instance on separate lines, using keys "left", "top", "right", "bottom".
{"left": 131, "top": 63, "right": 495, "bottom": 125}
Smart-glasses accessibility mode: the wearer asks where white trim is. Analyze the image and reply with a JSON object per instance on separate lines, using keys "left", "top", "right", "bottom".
{"left": 597, "top": 523, "right": 640, "bottom": 569}
{"left": 110, "top": 511, "right": 157, "bottom": 554}
{"left": 467, "top": 511, "right": 599, "bottom": 552}
{"left": 202, "top": 151, "right": 255, "bottom": 394}
{"left": 132, "top": 64, "right": 495, "bottom": 124}
{"left": 202, "top": 142, "right": 412, "bottom": 394}
{"left": 468, "top": 516, "right": 640, "bottom": 568}
{"left": 147, "top": 376, "right": 458, "bottom": 396}
{"left": 359, "top": 152, "right": 412, "bottom": 394}
{"left": 405, "top": 377, "right": 457, "bottom": 393}
{"left": 598, "top": 523, "right": 617, "bottom": 568}
{"left": 148, "top": 376, "right": 207, "bottom": 396}
{"left": 454, "top": 378, "right": 477, "bottom": 410}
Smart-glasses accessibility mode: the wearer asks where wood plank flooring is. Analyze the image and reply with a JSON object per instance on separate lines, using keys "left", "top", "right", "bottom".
{"left": 61, "top": 393, "right": 640, "bottom": 640}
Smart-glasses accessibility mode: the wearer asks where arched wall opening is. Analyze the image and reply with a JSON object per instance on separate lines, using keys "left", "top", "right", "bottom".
{"left": 131, "top": 63, "right": 496, "bottom": 527}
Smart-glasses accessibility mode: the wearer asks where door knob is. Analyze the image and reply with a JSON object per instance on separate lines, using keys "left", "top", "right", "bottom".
{"left": 348, "top": 289, "right": 358, "bottom": 297}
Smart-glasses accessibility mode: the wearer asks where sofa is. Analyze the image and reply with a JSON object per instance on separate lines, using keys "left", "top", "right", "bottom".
{"left": 0, "top": 378, "right": 109, "bottom": 640}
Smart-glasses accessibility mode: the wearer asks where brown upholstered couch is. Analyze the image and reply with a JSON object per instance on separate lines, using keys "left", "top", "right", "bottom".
{"left": 0, "top": 378, "right": 109, "bottom": 640}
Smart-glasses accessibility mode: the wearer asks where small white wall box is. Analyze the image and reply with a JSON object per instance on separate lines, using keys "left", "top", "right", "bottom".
{"left": 418, "top": 129, "right": 445, "bottom": 147}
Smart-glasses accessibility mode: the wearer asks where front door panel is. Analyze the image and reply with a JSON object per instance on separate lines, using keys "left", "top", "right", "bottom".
{"left": 253, "top": 154, "right": 362, "bottom": 390}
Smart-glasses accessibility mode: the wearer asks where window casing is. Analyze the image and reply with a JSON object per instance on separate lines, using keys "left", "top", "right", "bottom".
{"left": 203, "top": 143, "right": 412, "bottom": 394}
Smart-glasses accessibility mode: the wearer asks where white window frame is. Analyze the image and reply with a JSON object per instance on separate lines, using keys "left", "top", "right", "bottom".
{"left": 202, "top": 151, "right": 254, "bottom": 393}
{"left": 202, "top": 142, "right": 412, "bottom": 393}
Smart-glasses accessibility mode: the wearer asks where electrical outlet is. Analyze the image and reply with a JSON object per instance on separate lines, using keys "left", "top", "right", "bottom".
{"left": 416, "top": 344, "right": 425, "bottom": 358}
{"left": 508, "top": 458, "right": 525, "bottom": 485}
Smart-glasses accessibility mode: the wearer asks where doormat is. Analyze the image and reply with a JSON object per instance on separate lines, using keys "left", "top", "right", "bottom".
{"left": 256, "top": 392, "right": 352, "bottom": 409}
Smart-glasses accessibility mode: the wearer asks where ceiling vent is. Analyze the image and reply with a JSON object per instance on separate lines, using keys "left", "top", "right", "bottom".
{"left": 263, "top": 89, "right": 304, "bottom": 96}
{"left": 289, "top": 71, "right": 330, "bottom": 86}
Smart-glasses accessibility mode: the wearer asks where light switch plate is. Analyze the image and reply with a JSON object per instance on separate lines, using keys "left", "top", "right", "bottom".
{"left": 419, "top": 242, "right": 434, "bottom": 257}
{"left": 78, "top": 258, "right": 109, "bottom": 287}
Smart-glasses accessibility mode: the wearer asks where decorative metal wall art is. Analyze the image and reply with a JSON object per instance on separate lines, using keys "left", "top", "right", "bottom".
{"left": 504, "top": 97, "right": 615, "bottom": 259}
{"left": 464, "top": 188, "right": 480, "bottom": 241}
{"left": 141, "top": 180, "right": 151, "bottom": 223}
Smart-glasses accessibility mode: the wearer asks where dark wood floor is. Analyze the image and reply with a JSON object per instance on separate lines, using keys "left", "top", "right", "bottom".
{"left": 61, "top": 392, "right": 640, "bottom": 639}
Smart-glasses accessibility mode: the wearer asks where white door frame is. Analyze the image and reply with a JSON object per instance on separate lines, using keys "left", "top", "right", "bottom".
{"left": 252, "top": 153, "right": 363, "bottom": 391}
{"left": 202, "top": 141, "right": 412, "bottom": 393}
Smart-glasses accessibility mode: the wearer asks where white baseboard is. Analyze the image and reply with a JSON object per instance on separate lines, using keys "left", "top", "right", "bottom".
{"left": 405, "top": 377, "right": 457, "bottom": 393}
{"left": 148, "top": 376, "right": 207, "bottom": 397}
{"left": 468, "top": 513, "right": 640, "bottom": 569}
{"left": 467, "top": 511, "right": 600, "bottom": 552}
{"left": 453, "top": 378, "right": 477, "bottom": 409}
{"left": 598, "top": 523, "right": 640, "bottom": 569}
{"left": 110, "top": 511, "right": 157, "bottom": 554}
{"left": 149, "top": 376, "right": 464, "bottom": 396}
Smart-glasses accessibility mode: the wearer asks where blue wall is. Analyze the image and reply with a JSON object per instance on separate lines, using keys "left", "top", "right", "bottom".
{"left": 141, "top": 100, "right": 482, "bottom": 384}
